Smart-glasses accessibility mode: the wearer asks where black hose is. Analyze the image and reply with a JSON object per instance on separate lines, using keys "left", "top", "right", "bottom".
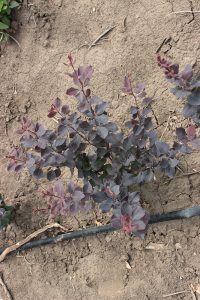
{"left": 1, "top": 206, "right": 200, "bottom": 256}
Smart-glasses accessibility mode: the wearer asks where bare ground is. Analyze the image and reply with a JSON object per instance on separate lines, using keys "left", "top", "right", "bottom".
{"left": 1, "top": 0, "right": 200, "bottom": 299}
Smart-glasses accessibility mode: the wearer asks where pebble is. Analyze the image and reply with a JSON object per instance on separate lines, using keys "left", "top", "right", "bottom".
{"left": 105, "top": 235, "right": 112, "bottom": 243}
{"left": 5, "top": 102, "right": 11, "bottom": 108}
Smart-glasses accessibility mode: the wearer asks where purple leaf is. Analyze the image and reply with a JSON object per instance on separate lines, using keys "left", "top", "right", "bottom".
{"left": 133, "top": 83, "right": 146, "bottom": 98}
{"left": 176, "top": 127, "right": 187, "bottom": 142}
{"left": 61, "top": 105, "right": 70, "bottom": 115}
{"left": 122, "top": 75, "right": 133, "bottom": 95}
{"left": 73, "top": 190, "right": 85, "bottom": 202}
{"left": 95, "top": 101, "right": 108, "bottom": 115}
{"left": 180, "top": 64, "right": 193, "bottom": 81}
{"left": 66, "top": 87, "right": 79, "bottom": 96}
{"left": 97, "top": 126, "right": 108, "bottom": 139}
{"left": 188, "top": 91, "right": 200, "bottom": 106}
{"left": 186, "top": 125, "right": 196, "bottom": 141}
{"left": 142, "top": 97, "right": 152, "bottom": 106}
{"left": 155, "top": 141, "right": 169, "bottom": 156}
{"left": 53, "top": 98, "right": 61, "bottom": 109}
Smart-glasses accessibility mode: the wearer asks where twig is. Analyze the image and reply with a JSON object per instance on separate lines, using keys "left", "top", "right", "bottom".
{"left": 0, "top": 32, "right": 21, "bottom": 48}
{"left": 88, "top": 26, "right": 115, "bottom": 50}
{"left": 0, "top": 273, "right": 12, "bottom": 300}
{"left": 170, "top": 10, "right": 200, "bottom": 14}
{"left": 160, "top": 115, "right": 171, "bottom": 139}
{"left": 163, "top": 290, "right": 190, "bottom": 298}
{"left": 175, "top": 170, "right": 200, "bottom": 178}
{"left": 0, "top": 223, "right": 67, "bottom": 263}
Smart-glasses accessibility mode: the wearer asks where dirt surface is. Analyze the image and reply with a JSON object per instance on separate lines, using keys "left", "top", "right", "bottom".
{"left": 1, "top": 0, "right": 200, "bottom": 299}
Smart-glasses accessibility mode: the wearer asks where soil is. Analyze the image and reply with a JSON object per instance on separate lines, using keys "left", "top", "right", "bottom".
{"left": 1, "top": 0, "right": 200, "bottom": 299}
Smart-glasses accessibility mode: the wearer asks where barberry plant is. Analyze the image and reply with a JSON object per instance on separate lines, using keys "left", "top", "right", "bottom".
{"left": 6, "top": 55, "right": 200, "bottom": 237}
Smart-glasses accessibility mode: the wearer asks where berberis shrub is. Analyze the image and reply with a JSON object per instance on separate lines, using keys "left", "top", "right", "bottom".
{"left": 6, "top": 55, "right": 200, "bottom": 238}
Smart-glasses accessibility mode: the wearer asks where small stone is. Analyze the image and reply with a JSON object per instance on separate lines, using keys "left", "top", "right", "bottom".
{"left": 105, "top": 235, "right": 112, "bottom": 243}
{"left": 5, "top": 102, "right": 11, "bottom": 108}
{"left": 125, "top": 261, "right": 132, "bottom": 270}
{"left": 19, "top": 107, "right": 26, "bottom": 114}
{"left": 25, "top": 101, "right": 31, "bottom": 109}
{"left": 43, "top": 40, "right": 50, "bottom": 47}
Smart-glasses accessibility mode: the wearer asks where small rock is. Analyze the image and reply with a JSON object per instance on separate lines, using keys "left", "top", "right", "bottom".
{"left": 19, "top": 107, "right": 26, "bottom": 114}
{"left": 5, "top": 102, "right": 11, "bottom": 108}
{"left": 43, "top": 40, "right": 50, "bottom": 47}
{"left": 105, "top": 235, "right": 112, "bottom": 243}
{"left": 125, "top": 261, "right": 132, "bottom": 270}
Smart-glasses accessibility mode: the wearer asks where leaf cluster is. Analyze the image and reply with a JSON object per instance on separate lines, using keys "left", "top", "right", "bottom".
{"left": 0, "top": 0, "right": 19, "bottom": 41}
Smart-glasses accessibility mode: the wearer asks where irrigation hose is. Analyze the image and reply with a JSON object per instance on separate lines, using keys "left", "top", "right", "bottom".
{"left": 1, "top": 206, "right": 200, "bottom": 255}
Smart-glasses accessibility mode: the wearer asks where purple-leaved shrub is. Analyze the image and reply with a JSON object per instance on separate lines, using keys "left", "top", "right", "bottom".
{"left": 6, "top": 54, "right": 200, "bottom": 238}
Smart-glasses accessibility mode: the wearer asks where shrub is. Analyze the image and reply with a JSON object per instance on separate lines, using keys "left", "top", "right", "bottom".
{"left": 6, "top": 54, "right": 200, "bottom": 238}
{"left": 0, "top": 0, "right": 19, "bottom": 42}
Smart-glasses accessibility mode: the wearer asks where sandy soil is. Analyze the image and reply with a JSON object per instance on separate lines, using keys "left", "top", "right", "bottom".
{"left": 1, "top": 0, "right": 200, "bottom": 299}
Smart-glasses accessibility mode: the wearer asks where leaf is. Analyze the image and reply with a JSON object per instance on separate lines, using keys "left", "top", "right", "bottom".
{"left": 92, "top": 191, "right": 107, "bottom": 203}
{"left": 100, "top": 198, "right": 113, "bottom": 212}
{"left": 9, "top": 1, "right": 19, "bottom": 8}
{"left": 111, "top": 185, "right": 120, "bottom": 195}
{"left": 106, "top": 132, "right": 123, "bottom": 145}
{"left": 66, "top": 87, "right": 79, "bottom": 96}
{"left": 142, "top": 97, "right": 152, "bottom": 106}
{"left": 83, "top": 182, "right": 93, "bottom": 194}
{"left": 33, "top": 168, "right": 43, "bottom": 179}
{"left": 0, "top": 21, "right": 9, "bottom": 29}
{"left": 53, "top": 97, "right": 61, "bottom": 109}
{"left": 144, "top": 117, "right": 153, "bottom": 130}
{"left": 47, "top": 170, "right": 57, "bottom": 181}
{"left": 73, "top": 190, "right": 85, "bottom": 202}
{"left": 188, "top": 90, "right": 200, "bottom": 106}
{"left": 122, "top": 172, "right": 135, "bottom": 186}
{"left": 176, "top": 127, "right": 187, "bottom": 142}
{"left": 122, "top": 75, "right": 132, "bottom": 95}
{"left": 61, "top": 105, "right": 70, "bottom": 115}
{"left": 95, "top": 101, "right": 108, "bottom": 115}
{"left": 97, "top": 126, "right": 108, "bottom": 139}
{"left": 155, "top": 141, "right": 169, "bottom": 156}
{"left": 58, "top": 124, "right": 68, "bottom": 135}
{"left": 183, "top": 103, "right": 197, "bottom": 118}
{"left": 134, "top": 83, "right": 146, "bottom": 97}
{"left": 170, "top": 87, "right": 191, "bottom": 98}
{"left": 95, "top": 114, "right": 108, "bottom": 125}
{"left": 91, "top": 157, "right": 106, "bottom": 171}
{"left": 186, "top": 125, "right": 196, "bottom": 141}
{"left": 63, "top": 149, "right": 75, "bottom": 168}
{"left": 181, "top": 64, "right": 193, "bottom": 81}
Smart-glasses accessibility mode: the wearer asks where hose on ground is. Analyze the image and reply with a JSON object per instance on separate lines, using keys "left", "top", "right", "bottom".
{"left": 1, "top": 206, "right": 200, "bottom": 255}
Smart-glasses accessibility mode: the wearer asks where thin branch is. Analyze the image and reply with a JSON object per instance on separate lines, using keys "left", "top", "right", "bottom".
{"left": 170, "top": 10, "right": 200, "bottom": 14}
{"left": 0, "top": 223, "right": 68, "bottom": 263}
{"left": 175, "top": 169, "right": 200, "bottom": 178}
{"left": 0, "top": 273, "right": 12, "bottom": 300}
{"left": 163, "top": 290, "right": 191, "bottom": 298}
{"left": 88, "top": 26, "right": 116, "bottom": 50}
{"left": 0, "top": 32, "right": 21, "bottom": 48}
{"left": 160, "top": 115, "right": 171, "bottom": 139}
